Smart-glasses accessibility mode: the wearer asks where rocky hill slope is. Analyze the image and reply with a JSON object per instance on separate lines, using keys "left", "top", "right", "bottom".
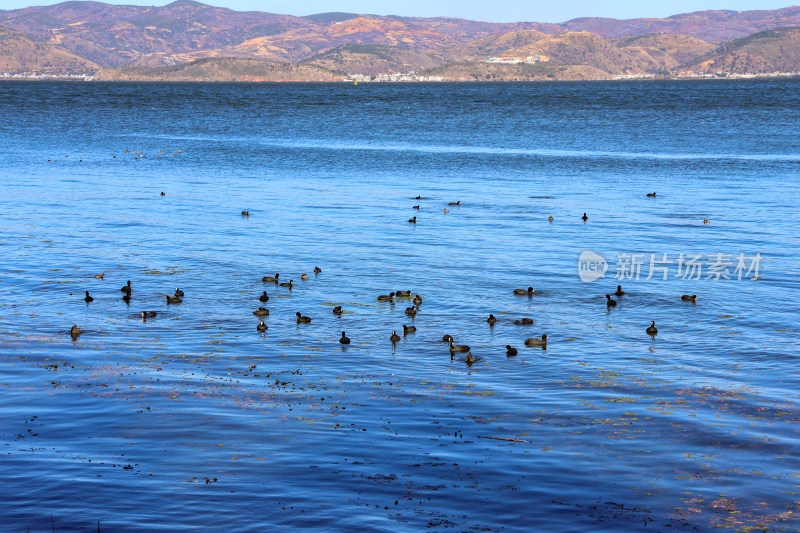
{"left": 2, "top": 1, "right": 800, "bottom": 79}
{"left": 680, "top": 26, "right": 800, "bottom": 74}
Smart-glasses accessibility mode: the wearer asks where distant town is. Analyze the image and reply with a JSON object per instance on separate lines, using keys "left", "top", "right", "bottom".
{"left": 4, "top": 71, "right": 800, "bottom": 82}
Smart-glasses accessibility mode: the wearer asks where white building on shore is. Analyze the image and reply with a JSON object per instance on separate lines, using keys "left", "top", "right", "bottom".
{"left": 486, "top": 55, "right": 549, "bottom": 65}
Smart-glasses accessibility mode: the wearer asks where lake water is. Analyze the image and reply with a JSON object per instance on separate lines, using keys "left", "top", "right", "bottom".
{"left": 1, "top": 80, "right": 799, "bottom": 531}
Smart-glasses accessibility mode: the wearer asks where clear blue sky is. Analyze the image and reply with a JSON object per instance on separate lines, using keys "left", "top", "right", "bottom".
{"left": 0, "top": 0, "right": 795, "bottom": 23}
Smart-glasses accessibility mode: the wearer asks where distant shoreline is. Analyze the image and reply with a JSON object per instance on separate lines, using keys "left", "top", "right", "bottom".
{"left": 3, "top": 73, "right": 800, "bottom": 83}
{"left": 4, "top": 3, "right": 800, "bottom": 90}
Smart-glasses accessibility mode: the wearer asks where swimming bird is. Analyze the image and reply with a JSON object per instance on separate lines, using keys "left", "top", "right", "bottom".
{"left": 259, "top": 291, "right": 269, "bottom": 302}
{"left": 253, "top": 307, "right": 270, "bottom": 316}
{"left": 70, "top": 325, "right": 82, "bottom": 337}
{"left": 314, "top": 266, "right": 322, "bottom": 274}
{"left": 377, "top": 292, "right": 395, "bottom": 302}
{"left": 525, "top": 334, "right": 548, "bottom": 346}
{"left": 279, "top": 280, "right": 293, "bottom": 290}
{"left": 514, "top": 318, "right": 534, "bottom": 325}
{"left": 241, "top": 211, "right": 250, "bottom": 216}
{"left": 415, "top": 196, "right": 421, "bottom": 200}
{"left": 262, "top": 273, "right": 279, "bottom": 283}
{"left": 487, "top": 314, "right": 497, "bottom": 325}
{"left": 408, "top": 216, "right": 417, "bottom": 224}
{"left": 443, "top": 208, "right": 449, "bottom": 214}
{"left": 340, "top": 331, "right": 350, "bottom": 344}
{"left": 448, "top": 201, "right": 460, "bottom": 206}
{"left": 332, "top": 306, "right": 343, "bottom": 315}
{"left": 390, "top": 330, "right": 401, "bottom": 342}
{"left": 141, "top": 311, "right": 157, "bottom": 319}
{"left": 506, "top": 345, "right": 518, "bottom": 356}
{"left": 166, "top": 295, "right": 182, "bottom": 304}
{"left": 412, "top": 205, "right": 420, "bottom": 210}
{"left": 614, "top": 285, "right": 625, "bottom": 296}
{"left": 160, "top": 191, "right": 165, "bottom": 196}
{"left": 606, "top": 294, "right": 617, "bottom": 307}
{"left": 442, "top": 334, "right": 453, "bottom": 343}
{"left": 257, "top": 321, "right": 268, "bottom": 332}
{"left": 301, "top": 273, "right": 309, "bottom": 280}
{"left": 681, "top": 295, "right": 697, "bottom": 302}
{"left": 412, "top": 295, "right": 422, "bottom": 306}
{"left": 395, "top": 290, "right": 411, "bottom": 297}
{"left": 120, "top": 280, "right": 132, "bottom": 294}
{"left": 582, "top": 213, "right": 588, "bottom": 221}
{"left": 548, "top": 215, "right": 553, "bottom": 222}
{"left": 93, "top": 273, "right": 105, "bottom": 279}
{"left": 647, "top": 192, "right": 656, "bottom": 197}
{"left": 646, "top": 321, "right": 658, "bottom": 335}
{"left": 449, "top": 339, "right": 470, "bottom": 353}
{"left": 296, "top": 312, "right": 311, "bottom": 323}
{"left": 703, "top": 219, "right": 710, "bottom": 224}
{"left": 514, "top": 287, "right": 534, "bottom": 295}
{"left": 402, "top": 324, "right": 416, "bottom": 335}
{"left": 405, "top": 306, "right": 417, "bottom": 317}
{"left": 174, "top": 288, "right": 184, "bottom": 297}
{"left": 84, "top": 291, "right": 93, "bottom": 303}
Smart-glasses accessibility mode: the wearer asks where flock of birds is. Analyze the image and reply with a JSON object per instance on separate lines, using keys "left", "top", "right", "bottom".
{"left": 407, "top": 197, "right": 461, "bottom": 223}
{"left": 67, "top": 193, "right": 699, "bottom": 364}
{"left": 71, "top": 270, "right": 549, "bottom": 364}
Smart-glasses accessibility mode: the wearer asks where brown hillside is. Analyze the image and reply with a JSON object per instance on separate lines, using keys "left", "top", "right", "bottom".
{"left": 304, "top": 44, "right": 443, "bottom": 75}
{"left": 509, "top": 32, "right": 633, "bottom": 74}
{"left": 445, "top": 30, "right": 549, "bottom": 61}
{"left": 3, "top": 2, "right": 800, "bottom": 79}
{"left": 615, "top": 34, "right": 715, "bottom": 73}
{"left": 681, "top": 26, "right": 800, "bottom": 74}
{"left": 564, "top": 7, "right": 800, "bottom": 42}
{"left": 0, "top": 0, "right": 314, "bottom": 67}
{"left": 0, "top": 24, "right": 98, "bottom": 74}
{"left": 95, "top": 57, "right": 342, "bottom": 81}
{"left": 180, "top": 16, "right": 465, "bottom": 63}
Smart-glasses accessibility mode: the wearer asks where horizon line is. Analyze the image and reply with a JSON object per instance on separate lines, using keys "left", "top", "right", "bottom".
{"left": 2, "top": 0, "right": 798, "bottom": 26}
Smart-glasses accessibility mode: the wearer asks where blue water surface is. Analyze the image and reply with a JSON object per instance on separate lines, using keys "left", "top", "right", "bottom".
{"left": 1, "top": 80, "right": 799, "bottom": 531}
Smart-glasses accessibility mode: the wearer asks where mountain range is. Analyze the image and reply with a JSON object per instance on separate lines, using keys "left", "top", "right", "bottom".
{"left": 2, "top": 1, "right": 800, "bottom": 80}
